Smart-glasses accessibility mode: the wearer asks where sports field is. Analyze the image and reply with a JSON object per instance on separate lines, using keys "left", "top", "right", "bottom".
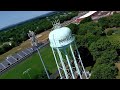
{"left": 0, "top": 30, "right": 50, "bottom": 62}
{"left": 0, "top": 44, "right": 57, "bottom": 79}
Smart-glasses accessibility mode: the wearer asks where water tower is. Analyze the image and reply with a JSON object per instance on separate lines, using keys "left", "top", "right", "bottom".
{"left": 49, "top": 20, "right": 88, "bottom": 79}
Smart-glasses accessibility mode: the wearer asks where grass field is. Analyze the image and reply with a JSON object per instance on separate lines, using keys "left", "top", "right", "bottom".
{"left": 107, "top": 34, "right": 120, "bottom": 48}
{"left": 0, "top": 44, "right": 57, "bottom": 79}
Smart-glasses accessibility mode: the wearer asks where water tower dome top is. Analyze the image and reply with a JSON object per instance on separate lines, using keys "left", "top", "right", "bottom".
{"left": 49, "top": 27, "right": 75, "bottom": 48}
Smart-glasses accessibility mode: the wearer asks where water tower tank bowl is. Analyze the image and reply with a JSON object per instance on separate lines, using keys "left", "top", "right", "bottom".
{"left": 49, "top": 27, "right": 75, "bottom": 48}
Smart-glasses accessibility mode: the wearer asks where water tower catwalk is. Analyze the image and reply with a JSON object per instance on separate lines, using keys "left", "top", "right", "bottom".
{"left": 49, "top": 20, "right": 88, "bottom": 79}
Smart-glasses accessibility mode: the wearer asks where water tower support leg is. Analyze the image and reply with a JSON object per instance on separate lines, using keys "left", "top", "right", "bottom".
{"left": 57, "top": 48, "right": 69, "bottom": 79}
{"left": 74, "top": 41, "right": 88, "bottom": 79}
{"left": 64, "top": 49, "right": 75, "bottom": 79}
{"left": 52, "top": 48, "right": 63, "bottom": 79}
{"left": 70, "top": 44, "right": 82, "bottom": 79}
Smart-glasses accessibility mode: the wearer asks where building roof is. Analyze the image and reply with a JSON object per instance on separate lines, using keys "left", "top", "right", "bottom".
{"left": 77, "top": 11, "right": 97, "bottom": 19}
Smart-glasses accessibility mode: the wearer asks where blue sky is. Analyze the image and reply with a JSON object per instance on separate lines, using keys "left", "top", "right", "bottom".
{"left": 0, "top": 11, "right": 53, "bottom": 29}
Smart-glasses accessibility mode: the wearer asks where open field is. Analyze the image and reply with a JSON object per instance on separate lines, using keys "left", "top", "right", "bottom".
{"left": 0, "top": 44, "right": 57, "bottom": 79}
{"left": 0, "top": 30, "right": 51, "bottom": 62}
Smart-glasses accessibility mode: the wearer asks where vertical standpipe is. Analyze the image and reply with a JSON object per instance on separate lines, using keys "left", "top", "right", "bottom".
{"left": 64, "top": 49, "right": 75, "bottom": 79}
{"left": 57, "top": 48, "right": 69, "bottom": 79}
{"left": 70, "top": 44, "right": 82, "bottom": 79}
{"left": 74, "top": 41, "right": 88, "bottom": 79}
{"left": 52, "top": 48, "right": 63, "bottom": 79}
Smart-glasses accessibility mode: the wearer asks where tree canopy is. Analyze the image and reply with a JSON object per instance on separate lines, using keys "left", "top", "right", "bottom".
{"left": 90, "top": 64, "right": 118, "bottom": 79}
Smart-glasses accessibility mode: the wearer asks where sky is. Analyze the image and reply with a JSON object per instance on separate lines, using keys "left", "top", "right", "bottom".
{"left": 0, "top": 11, "right": 53, "bottom": 29}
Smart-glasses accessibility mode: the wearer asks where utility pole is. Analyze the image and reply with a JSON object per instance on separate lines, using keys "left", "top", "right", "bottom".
{"left": 28, "top": 30, "right": 50, "bottom": 79}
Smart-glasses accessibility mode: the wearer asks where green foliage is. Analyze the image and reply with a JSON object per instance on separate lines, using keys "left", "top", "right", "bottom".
{"left": 106, "top": 30, "right": 114, "bottom": 36}
{"left": 98, "top": 17, "right": 110, "bottom": 29}
{"left": 2, "top": 44, "right": 11, "bottom": 52}
{"left": 89, "top": 37, "right": 113, "bottom": 61}
{"left": 84, "top": 33, "right": 100, "bottom": 47}
{"left": 67, "top": 23, "right": 79, "bottom": 34}
{"left": 75, "top": 35, "right": 86, "bottom": 47}
{"left": 75, "top": 33, "right": 100, "bottom": 48}
{"left": 98, "top": 13, "right": 120, "bottom": 29}
{"left": 77, "top": 23, "right": 88, "bottom": 35}
{"left": 108, "top": 34, "right": 120, "bottom": 49}
{"left": 96, "top": 49, "right": 118, "bottom": 65}
{"left": 0, "top": 43, "right": 17, "bottom": 55}
{"left": 80, "top": 16, "right": 92, "bottom": 24}
{"left": 0, "top": 47, "right": 5, "bottom": 55}
{"left": 78, "top": 22, "right": 103, "bottom": 36}
{"left": 89, "top": 37, "right": 112, "bottom": 51}
{"left": 90, "top": 64, "right": 118, "bottom": 79}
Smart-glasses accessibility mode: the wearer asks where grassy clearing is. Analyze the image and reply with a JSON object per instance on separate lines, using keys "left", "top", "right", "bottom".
{"left": 0, "top": 45, "right": 57, "bottom": 79}
{"left": 105, "top": 27, "right": 120, "bottom": 34}
{"left": 107, "top": 34, "right": 120, "bottom": 48}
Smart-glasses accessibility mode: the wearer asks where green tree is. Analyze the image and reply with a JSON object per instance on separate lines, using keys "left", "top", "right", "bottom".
{"left": 106, "top": 30, "right": 114, "bottom": 36}
{"left": 89, "top": 37, "right": 113, "bottom": 61}
{"left": 67, "top": 23, "right": 79, "bottom": 34}
{"left": 75, "top": 35, "right": 86, "bottom": 47}
{"left": 84, "top": 33, "right": 100, "bottom": 47}
{"left": 90, "top": 64, "right": 118, "bottom": 79}
{"left": 0, "top": 47, "right": 5, "bottom": 55}
{"left": 98, "top": 17, "right": 110, "bottom": 29}
{"left": 94, "top": 49, "right": 118, "bottom": 65}
{"left": 78, "top": 22, "right": 103, "bottom": 36}
{"left": 80, "top": 16, "right": 92, "bottom": 24}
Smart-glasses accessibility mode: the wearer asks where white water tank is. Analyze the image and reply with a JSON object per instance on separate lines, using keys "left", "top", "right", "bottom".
{"left": 49, "top": 27, "right": 75, "bottom": 48}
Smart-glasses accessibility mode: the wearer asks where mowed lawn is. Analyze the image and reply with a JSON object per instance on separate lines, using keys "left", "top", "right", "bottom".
{"left": 0, "top": 45, "right": 57, "bottom": 79}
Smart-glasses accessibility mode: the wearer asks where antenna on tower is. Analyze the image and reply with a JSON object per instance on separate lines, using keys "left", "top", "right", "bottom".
{"left": 46, "top": 16, "right": 61, "bottom": 30}
{"left": 52, "top": 19, "right": 61, "bottom": 30}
